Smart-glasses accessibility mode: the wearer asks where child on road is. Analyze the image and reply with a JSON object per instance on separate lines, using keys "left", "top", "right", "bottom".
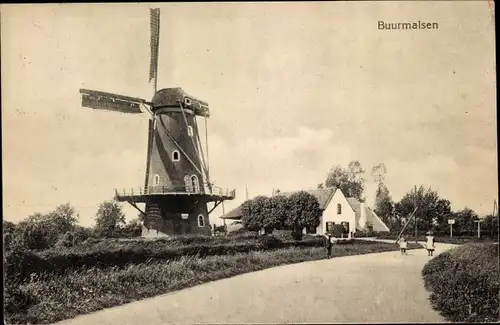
{"left": 425, "top": 231, "right": 435, "bottom": 256}
{"left": 398, "top": 236, "right": 408, "bottom": 255}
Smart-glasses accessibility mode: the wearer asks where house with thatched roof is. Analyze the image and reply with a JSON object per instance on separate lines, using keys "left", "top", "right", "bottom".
{"left": 220, "top": 187, "right": 389, "bottom": 237}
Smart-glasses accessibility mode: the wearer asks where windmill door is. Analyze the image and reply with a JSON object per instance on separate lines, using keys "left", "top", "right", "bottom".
{"left": 172, "top": 219, "right": 182, "bottom": 234}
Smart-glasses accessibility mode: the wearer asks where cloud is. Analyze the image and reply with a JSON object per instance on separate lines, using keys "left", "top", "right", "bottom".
{"left": 207, "top": 127, "right": 353, "bottom": 213}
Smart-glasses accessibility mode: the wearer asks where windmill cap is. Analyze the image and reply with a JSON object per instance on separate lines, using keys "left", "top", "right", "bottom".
{"left": 152, "top": 88, "right": 210, "bottom": 117}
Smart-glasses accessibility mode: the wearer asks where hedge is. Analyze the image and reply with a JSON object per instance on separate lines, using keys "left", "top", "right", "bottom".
{"left": 5, "top": 235, "right": 328, "bottom": 283}
{"left": 422, "top": 243, "right": 499, "bottom": 322}
{"left": 378, "top": 234, "right": 496, "bottom": 245}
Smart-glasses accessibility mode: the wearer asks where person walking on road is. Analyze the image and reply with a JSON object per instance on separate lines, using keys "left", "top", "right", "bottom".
{"left": 425, "top": 231, "right": 435, "bottom": 256}
{"left": 325, "top": 235, "right": 333, "bottom": 258}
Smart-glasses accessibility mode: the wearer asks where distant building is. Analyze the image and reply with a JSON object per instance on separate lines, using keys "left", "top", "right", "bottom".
{"left": 220, "top": 188, "right": 390, "bottom": 237}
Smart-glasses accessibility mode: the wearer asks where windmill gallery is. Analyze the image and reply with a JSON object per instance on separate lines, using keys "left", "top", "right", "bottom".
{"left": 80, "top": 9, "right": 235, "bottom": 237}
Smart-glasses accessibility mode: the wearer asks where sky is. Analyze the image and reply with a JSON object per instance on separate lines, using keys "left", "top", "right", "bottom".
{"left": 2, "top": 2, "right": 497, "bottom": 227}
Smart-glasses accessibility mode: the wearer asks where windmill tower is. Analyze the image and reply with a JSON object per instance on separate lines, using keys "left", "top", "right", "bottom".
{"left": 79, "top": 8, "right": 235, "bottom": 236}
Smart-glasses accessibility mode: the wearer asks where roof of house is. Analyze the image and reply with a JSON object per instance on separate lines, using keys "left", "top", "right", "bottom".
{"left": 366, "top": 208, "right": 390, "bottom": 232}
{"left": 220, "top": 204, "right": 244, "bottom": 220}
{"left": 220, "top": 187, "right": 337, "bottom": 220}
{"left": 345, "top": 197, "right": 390, "bottom": 232}
{"left": 279, "top": 187, "right": 337, "bottom": 210}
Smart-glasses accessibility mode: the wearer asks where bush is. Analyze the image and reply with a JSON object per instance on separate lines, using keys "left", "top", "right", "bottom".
{"left": 355, "top": 229, "right": 389, "bottom": 237}
{"left": 272, "top": 230, "right": 295, "bottom": 241}
{"left": 422, "top": 243, "right": 499, "bottom": 322}
{"left": 291, "top": 231, "right": 304, "bottom": 241}
{"left": 4, "top": 279, "right": 38, "bottom": 315}
{"left": 328, "top": 224, "right": 345, "bottom": 238}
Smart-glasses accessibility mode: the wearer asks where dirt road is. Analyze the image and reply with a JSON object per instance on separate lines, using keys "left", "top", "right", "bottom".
{"left": 55, "top": 242, "right": 456, "bottom": 324}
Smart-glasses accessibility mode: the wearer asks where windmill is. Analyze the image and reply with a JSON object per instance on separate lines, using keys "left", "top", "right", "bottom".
{"left": 79, "top": 8, "right": 235, "bottom": 236}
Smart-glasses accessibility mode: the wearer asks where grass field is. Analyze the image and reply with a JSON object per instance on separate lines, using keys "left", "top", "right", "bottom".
{"left": 5, "top": 240, "right": 422, "bottom": 324}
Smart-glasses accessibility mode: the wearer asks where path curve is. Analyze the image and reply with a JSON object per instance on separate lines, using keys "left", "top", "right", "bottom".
{"left": 55, "top": 243, "right": 457, "bottom": 324}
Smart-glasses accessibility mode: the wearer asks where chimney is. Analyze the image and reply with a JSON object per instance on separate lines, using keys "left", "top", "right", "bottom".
{"left": 359, "top": 202, "right": 367, "bottom": 229}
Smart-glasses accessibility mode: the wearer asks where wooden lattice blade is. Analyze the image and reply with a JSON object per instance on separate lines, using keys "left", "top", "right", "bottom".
{"left": 80, "top": 89, "right": 146, "bottom": 114}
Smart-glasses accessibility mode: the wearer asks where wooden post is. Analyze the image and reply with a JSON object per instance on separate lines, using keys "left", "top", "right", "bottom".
{"left": 474, "top": 220, "right": 481, "bottom": 239}
{"left": 396, "top": 207, "right": 418, "bottom": 243}
{"left": 414, "top": 185, "right": 418, "bottom": 243}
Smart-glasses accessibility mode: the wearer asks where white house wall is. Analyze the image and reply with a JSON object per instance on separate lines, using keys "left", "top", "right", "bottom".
{"left": 318, "top": 190, "right": 356, "bottom": 236}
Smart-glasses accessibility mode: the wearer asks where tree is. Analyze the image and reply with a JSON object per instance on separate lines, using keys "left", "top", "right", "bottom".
{"left": 241, "top": 196, "right": 268, "bottom": 232}
{"left": 371, "top": 163, "right": 393, "bottom": 224}
{"left": 374, "top": 184, "right": 394, "bottom": 224}
{"left": 95, "top": 200, "right": 126, "bottom": 237}
{"left": 47, "top": 203, "right": 79, "bottom": 230}
{"left": 285, "top": 191, "right": 322, "bottom": 235}
{"left": 371, "top": 163, "right": 387, "bottom": 183}
{"left": 3, "top": 220, "right": 16, "bottom": 234}
{"left": 482, "top": 214, "right": 499, "bottom": 238}
{"left": 453, "top": 208, "right": 478, "bottom": 236}
{"left": 264, "top": 195, "right": 289, "bottom": 233}
{"left": 11, "top": 204, "right": 80, "bottom": 250}
{"left": 119, "top": 218, "right": 143, "bottom": 237}
{"left": 395, "top": 186, "right": 452, "bottom": 235}
{"left": 325, "top": 160, "right": 365, "bottom": 201}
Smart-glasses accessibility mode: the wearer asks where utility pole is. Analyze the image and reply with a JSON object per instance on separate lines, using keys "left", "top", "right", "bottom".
{"left": 492, "top": 199, "right": 497, "bottom": 238}
{"left": 222, "top": 201, "right": 226, "bottom": 227}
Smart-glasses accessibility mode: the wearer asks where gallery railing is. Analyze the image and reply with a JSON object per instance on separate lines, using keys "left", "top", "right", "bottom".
{"left": 115, "top": 184, "right": 236, "bottom": 199}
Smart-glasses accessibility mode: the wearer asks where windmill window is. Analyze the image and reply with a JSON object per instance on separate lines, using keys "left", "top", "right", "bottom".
{"left": 172, "top": 150, "right": 180, "bottom": 161}
{"left": 191, "top": 175, "right": 200, "bottom": 193}
{"left": 197, "top": 214, "right": 205, "bottom": 227}
{"left": 337, "top": 204, "right": 342, "bottom": 214}
{"left": 187, "top": 125, "right": 194, "bottom": 137}
{"left": 154, "top": 174, "right": 160, "bottom": 186}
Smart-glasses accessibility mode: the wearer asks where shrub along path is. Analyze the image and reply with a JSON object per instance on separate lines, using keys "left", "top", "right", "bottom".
{"left": 54, "top": 243, "right": 457, "bottom": 325}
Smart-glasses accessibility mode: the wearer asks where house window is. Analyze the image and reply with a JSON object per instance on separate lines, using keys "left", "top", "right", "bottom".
{"left": 326, "top": 221, "right": 332, "bottom": 232}
{"left": 337, "top": 203, "right": 342, "bottom": 214}
{"left": 197, "top": 214, "right": 205, "bottom": 227}
{"left": 154, "top": 174, "right": 160, "bottom": 186}
{"left": 187, "top": 126, "right": 194, "bottom": 137}
{"left": 191, "top": 175, "right": 200, "bottom": 193}
{"left": 172, "top": 150, "right": 180, "bottom": 161}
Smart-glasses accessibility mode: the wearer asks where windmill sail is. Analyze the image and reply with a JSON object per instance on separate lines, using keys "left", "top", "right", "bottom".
{"left": 80, "top": 89, "right": 146, "bottom": 114}
{"left": 149, "top": 8, "right": 160, "bottom": 90}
